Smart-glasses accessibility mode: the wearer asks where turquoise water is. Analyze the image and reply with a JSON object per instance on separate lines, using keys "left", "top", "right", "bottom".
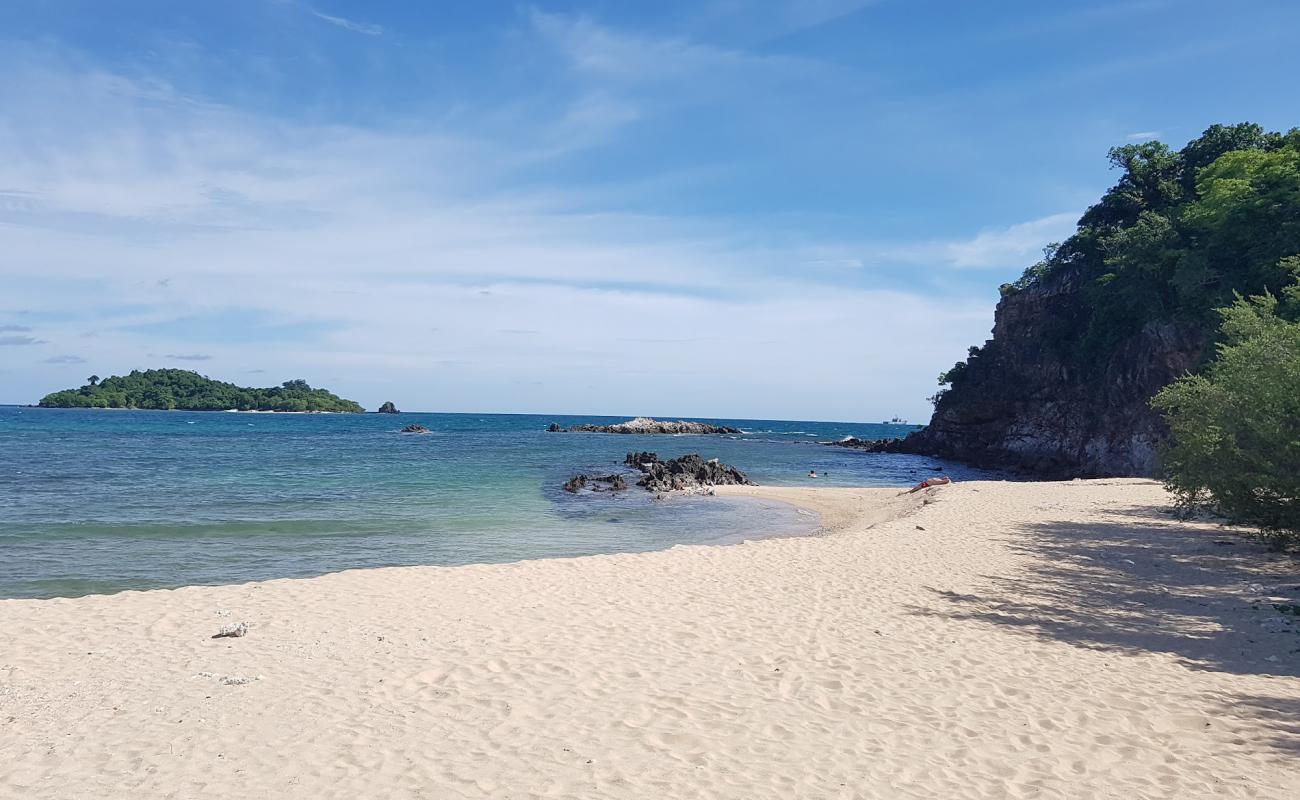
{"left": 0, "top": 407, "right": 997, "bottom": 598}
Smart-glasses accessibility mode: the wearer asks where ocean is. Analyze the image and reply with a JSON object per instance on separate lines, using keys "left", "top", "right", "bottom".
{"left": 0, "top": 407, "right": 999, "bottom": 598}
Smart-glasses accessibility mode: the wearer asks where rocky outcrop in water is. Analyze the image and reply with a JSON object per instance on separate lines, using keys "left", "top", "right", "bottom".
{"left": 826, "top": 437, "right": 911, "bottom": 453}
{"left": 624, "top": 452, "right": 754, "bottom": 493}
{"left": 550, "top": 417, "right": 740, "bottom": 435}
{"left": 873, "top": 265, "right": 1204, "bottom": 477}
{"left": 563, "top": 474, "right": 628, "bottom": 493}
{"left": 400, "top": 424, "right": 429, "bottom": 434}
{"left": 378, "top": 401, "right": 400, "bottom": 414}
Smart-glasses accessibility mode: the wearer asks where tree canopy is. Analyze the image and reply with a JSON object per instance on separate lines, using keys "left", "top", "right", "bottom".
{"left": 38, "top": 369, "right": 364, "bottom": 413}
{"left": 937, "top": 123, "right": 1300, "bottom": 395}
{"left": 1000, "top": 124, "right": 1300, "bottom": 356}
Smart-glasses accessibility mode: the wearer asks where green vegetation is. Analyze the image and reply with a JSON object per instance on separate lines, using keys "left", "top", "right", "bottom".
{"left": 999, "top": 123, "right": 1300, "bottom": 365}
{"left": 938, "top": 123, "right": 1300, "bottom": 394}
{"left": 38, "top": 369, "right": 364, "bottom": 413}
{"left": 1153, "top": 280, "right": 1300, "bottom": 549}
{"left": 933, "top": 122, "right": 1300, "bottom": 542}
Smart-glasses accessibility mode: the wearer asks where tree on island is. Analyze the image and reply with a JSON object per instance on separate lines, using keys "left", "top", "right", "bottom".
{"left": 37, "top": 369, "right": 364, "bottom": 413}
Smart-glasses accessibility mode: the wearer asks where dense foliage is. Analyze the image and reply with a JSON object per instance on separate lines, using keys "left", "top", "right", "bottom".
{"left": 939, "top": 123, "right": 1300, "bottom": 393}
{"left": 1152, "top": 280, "right": 1300, "bottom": 548}
{"left": 38, "top": 369, "right": 364, "bottom": 413}
{"left": 1027, "top": 124, "right": 1297, "bottom": 350}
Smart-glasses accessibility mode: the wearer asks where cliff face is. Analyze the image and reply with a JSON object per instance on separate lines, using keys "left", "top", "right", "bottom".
{"left": 905, "top": 266, "right": 1205, "bottom": 478}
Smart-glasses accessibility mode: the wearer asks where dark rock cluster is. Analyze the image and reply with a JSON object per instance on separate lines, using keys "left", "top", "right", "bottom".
{"left": 624, "top": 452, "right": 754, "bottom": 493}
{"left": 562, "top": 474, "right": 628, "bottom": 493}
{"left": 824, "top": 437, "right": 911, "bottom": 453}
{"left": 378, "top": 401, "right": 400, "bottom": 414}
{"left": 400, "top": 424, "right": 429, "bottom": 434}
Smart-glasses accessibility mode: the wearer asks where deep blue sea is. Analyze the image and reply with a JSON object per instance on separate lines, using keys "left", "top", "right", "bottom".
{"left": 0, "top": 407, "right": 998, "bottom": 599}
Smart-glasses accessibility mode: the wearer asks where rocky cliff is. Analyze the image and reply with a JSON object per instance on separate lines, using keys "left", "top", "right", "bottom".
{"left": 846, "top": 123, "right": 1299, "bottom": 478}
{"left": 894, "top": 265, "right": 1206, "bottom": 477}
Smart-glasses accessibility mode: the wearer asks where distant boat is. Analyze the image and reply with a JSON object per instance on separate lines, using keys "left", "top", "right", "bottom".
{"left": 882, "top": 416, "right": 908, "bottom": 424}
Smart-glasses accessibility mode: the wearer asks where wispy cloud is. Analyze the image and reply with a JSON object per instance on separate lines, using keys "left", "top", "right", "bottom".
{"left": 943, "top": 213, "right": 1078, "bottom": 269}
{"left": 311, "top": 9, "right": 383, "bottom": 36}
{"left": 43, "top": 354, "right": 86, "bottom": 364}
{"left": 0, "top": 45, "right": 1016, "bottom": 417}
{"left": 163, "top": 353, "right": 213, "bottom": 361}
{"left": 529, "top": 9, "right": 822, "bottom": 92}
{"left": 1126, "top": 130, "right": 1162, "bottom": 141}
{"left": 0, "top": 335, "right": 46, "bottom": 346}
{"left": 0, "top": 323, "right": 32, "bottom": 332}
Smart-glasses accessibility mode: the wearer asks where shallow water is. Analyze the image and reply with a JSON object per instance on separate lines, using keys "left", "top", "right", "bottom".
{"left": 0, "top": 407, "right": 998, "bottom": 598}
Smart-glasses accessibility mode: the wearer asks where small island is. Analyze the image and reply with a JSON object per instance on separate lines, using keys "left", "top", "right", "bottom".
{"left": 38, "top": 369, "right": 364, "bottom": 413}
{"left": 547, "top": 417, "right": 741, "bottom": 435}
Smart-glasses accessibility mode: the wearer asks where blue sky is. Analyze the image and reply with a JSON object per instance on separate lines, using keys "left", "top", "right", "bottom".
{"left": 2, "top": 0, "right": 1298, "bottom": 419}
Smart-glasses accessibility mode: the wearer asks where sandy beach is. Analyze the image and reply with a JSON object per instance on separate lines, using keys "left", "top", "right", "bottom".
{"left": 2, "top": 479, "right": 1298, "bottom": 799}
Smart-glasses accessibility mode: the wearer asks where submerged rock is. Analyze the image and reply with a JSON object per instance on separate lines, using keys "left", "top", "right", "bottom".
{"left": 378, "top": 401, "right": 400, "bottom": 414}
{"left": 823, "top": 436, "right": 911, "bottom": 453}
{"left": 546, "top": 422, "right": 563, "bottom": 432}
{"left": 552, "top": 417, "right": 740, "bottom": 435}
{"left": 400, "top": 424, "right": 429, "bottom": 434}
{"left": 563, "top": 474, "right": 629, "bottom": 493}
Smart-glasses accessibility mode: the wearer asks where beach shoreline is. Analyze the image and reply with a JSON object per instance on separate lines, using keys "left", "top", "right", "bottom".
{"left": 3, "top": 479, "right": 1298, "bottom": 798}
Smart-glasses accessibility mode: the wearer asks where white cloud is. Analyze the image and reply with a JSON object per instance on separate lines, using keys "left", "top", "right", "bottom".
{"left": 942, "top": 212, "right": 1077, "bottom": 269}
{"left": 0, "top": 55, "right": 1002, "bottom": 420}
{"left": 529, "top": 9, "right": 822, "bottom": 92}
{"left": 1126, "top": 130, "right": 1162, "bottom": 141}
{"left": 311, "top": 10, "right": 382, "bottom": 36}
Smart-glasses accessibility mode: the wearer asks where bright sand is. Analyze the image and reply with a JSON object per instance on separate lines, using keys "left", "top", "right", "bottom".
{"left": 2, "top": 479, "right": 1298, "bottom": 798}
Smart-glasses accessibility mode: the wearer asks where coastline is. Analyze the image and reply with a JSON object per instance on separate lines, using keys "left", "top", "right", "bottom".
{"left": 3, "top": 480, "right": 1298, "bottom": 797}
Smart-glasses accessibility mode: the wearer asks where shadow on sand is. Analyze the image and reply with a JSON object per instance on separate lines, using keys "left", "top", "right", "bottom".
{"left": 913, "top": 502, "right": 1300, "bottom": 752}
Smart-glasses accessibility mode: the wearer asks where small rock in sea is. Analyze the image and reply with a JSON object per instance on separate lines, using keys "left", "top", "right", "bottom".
{"left": 212, "top": 621, "right": 248, "bottom": 639}
{"left": 546, "top": 423, "right": 563, "bottom": 432}
{"left": 400, "top": 424, "right": 430, "bottom": 434}
{"left": 377, "top": 401, "right": 400, "bottom": 414}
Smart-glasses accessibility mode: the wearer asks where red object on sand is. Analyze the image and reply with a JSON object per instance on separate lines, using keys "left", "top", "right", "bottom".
{"left": 908, "top": 476, "right": 951, "bottom": 493}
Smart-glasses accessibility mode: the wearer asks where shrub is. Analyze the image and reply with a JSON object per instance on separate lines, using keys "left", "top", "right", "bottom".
{"left": 1152, "top": 279, "right": 1300, "bottom": 548}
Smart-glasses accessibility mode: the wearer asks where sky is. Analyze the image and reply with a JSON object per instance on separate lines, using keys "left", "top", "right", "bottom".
{"left": 2, "top": 0, "right": 1298, "bottom": 420}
